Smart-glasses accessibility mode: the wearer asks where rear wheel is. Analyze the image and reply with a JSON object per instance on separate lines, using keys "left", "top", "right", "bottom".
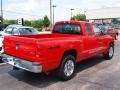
{"left": 58, "top": 54, "right": 76, "bottom": 81}
{"left": 104, "top": 44, "right": 114, "bottom": 60}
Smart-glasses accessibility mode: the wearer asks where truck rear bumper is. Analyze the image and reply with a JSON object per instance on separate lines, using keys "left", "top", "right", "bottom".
{"left": 2, "top": 54, "right": 42, "bottom": 73}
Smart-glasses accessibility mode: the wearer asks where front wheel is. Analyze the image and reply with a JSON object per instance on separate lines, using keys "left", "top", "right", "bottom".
{"left": 58, "top": 54, "right": 76, "bottom": 81}
{"left": 103, "top": 44, "right": 114, "bottom": 60}
{"left": 115, "top": 34, "right": 118, "bottom": 40}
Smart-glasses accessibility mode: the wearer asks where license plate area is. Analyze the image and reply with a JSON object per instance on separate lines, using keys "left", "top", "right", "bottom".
{"left": 14, "top": 59, "right": 21, "bottom": 67}
{"left": 7, "top": 57, "right": 14, "bottom": 65}
{"left": 6, "top": 57, "right": 21, "bottom": 66}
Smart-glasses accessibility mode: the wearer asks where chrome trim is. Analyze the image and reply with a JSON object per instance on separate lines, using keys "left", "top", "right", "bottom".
{"left": 2, "top": 54, "right": 42, "bottom": 73}
{"left": 64, "top": 60, "right": 74, "bottom": 77}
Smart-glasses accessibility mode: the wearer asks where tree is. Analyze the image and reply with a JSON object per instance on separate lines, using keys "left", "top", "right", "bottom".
{"left": 71, "top": 14, "right": 86, "bottom": 21}
{"left": 24, "top": 20, "right": 31, "bottom": 26}
{"left": 30, "top": 19, "right": 43, "bottom": 31}
{"left": 43, "top": 15, "right": 50, "bottom": 27}
{"left": 4, "top": 19, "right": 16, "bottom": 24}
{"left": 112, "top": 19, "right": 119, "bottom": 24}
{"left": 31, "top": 19, "right": 43, "bottom": 28}
{"left": 0, "top": 16, "right": 3, "bottom": 24}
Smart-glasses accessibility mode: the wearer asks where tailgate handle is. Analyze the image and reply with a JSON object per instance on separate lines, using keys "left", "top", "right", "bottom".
{"left": 16, "top": 43, "right": 20, "bottom": 46}
{"left": 15, "top": 43, "right": 20, "bottom": 50}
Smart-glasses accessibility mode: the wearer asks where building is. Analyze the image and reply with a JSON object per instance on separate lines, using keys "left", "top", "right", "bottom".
{"left": 85, "top": 7, "right": 120, "bottom": 24}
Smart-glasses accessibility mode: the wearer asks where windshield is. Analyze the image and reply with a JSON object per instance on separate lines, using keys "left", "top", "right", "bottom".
{"left": 53, "top": 24, "right": 82, "bottom": 34}
{"left": 19, "top": 28, "right": 39, "bottom": 34}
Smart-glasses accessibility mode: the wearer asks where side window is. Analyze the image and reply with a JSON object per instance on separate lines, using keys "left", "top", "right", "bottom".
{"left": 86, "top": 23, "right": 92, "bottom": 35}
{"left": 19, "top": 28, "right": 33, "bottom": 34}
{"left": 4, "top": 27, "right": 13, "bottom": 34}
{"left": 12, "top": 28, "right": 19, "bottom": 35}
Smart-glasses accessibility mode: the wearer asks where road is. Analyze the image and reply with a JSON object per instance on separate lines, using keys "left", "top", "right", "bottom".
{"left": 0, "top": 38, "right": 120, "bottom": 90}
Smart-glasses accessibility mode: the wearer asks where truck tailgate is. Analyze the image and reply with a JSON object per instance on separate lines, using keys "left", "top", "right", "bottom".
{"left": 3, "top": 36, "right": 37, "bottom": 62}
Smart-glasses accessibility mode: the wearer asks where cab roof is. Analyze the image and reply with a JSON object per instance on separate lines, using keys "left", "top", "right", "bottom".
{"left": 55, "top": 20, "right": 90, "bottom": 24}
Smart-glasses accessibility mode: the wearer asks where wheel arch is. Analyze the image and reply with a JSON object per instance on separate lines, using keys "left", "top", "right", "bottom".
{"left": 62, "top": 49, "right": 77, "bottom": 59}
{"left": 109, "top": 41, "right": 114, "bottom": 46}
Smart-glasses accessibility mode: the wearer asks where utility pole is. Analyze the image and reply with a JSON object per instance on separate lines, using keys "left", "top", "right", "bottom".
{"left": 52, "top": 5, "right": 56, "bottom": 25}
{"left": 0, "top": 0, "right": 3, "bottom": 24}
{"left": 70, "top": 8, "right": 74, "bottom": 20}
{"left": 50, "top": 0, "right": 52, "bottom": 30}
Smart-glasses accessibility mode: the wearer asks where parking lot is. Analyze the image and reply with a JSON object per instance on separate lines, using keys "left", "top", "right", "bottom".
{"left": 0, "top": 37, "right": 120, "bottom": 90}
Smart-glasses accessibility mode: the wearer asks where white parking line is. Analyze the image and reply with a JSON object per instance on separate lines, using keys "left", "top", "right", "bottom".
{"left": 0, "top": 63, "right": 6, "bottom": 66}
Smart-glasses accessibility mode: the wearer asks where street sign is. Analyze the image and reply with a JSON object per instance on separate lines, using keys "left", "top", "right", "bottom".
{"left": 17, "top": 18, "right": 24, "bottom": 25}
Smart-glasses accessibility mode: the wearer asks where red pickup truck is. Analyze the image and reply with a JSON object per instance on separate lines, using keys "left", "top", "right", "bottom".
{"left": 2, "top": 21, "right": 114, "bottom": 80}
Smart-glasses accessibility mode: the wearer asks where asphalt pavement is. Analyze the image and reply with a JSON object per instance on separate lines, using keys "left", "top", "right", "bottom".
{"left": 0, "top": 37, "right": 120, "bottom": 90}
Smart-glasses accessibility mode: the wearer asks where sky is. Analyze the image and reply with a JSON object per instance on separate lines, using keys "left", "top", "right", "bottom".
{"left": 2, "top": 0, "right": 120, "bottom": 22}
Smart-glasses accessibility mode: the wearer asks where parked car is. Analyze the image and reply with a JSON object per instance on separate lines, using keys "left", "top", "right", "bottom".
{"left": 0, "top": 24, "right": 9, "bottom": 31}
{"left": 2, "top": 21, "right": 114, "bottom": 81}
{"left": 98, "top": 24, "right": 119, "bottom": 40}
{"left": 0, "top": 24, "right": 39, "bottom": 57}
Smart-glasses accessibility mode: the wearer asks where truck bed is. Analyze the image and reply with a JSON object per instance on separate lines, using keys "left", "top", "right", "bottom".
{"left": 17, "top": 33, "right": 79, "bottom": 39}
{"left": 3, "top": 34, "right": 80, "bottom": 62}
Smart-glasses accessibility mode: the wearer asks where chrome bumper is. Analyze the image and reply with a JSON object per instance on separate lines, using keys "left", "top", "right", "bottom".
{"left": 2, "top": 54, "right": 42, "bottom": 73}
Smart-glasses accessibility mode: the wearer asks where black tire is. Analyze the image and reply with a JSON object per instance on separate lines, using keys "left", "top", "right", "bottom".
{"left": 104, "top": 44, "right": 114, "bottom": 60}
{"left": 58, "top": 54, "right": 76, "bottom": 81}
{"left": 0, "top": 57, "right": 3, "bottom": 63}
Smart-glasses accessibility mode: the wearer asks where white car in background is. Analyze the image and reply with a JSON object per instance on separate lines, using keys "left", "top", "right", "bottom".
{"left": 0, "top": 24, "right": 39, "bottom": 56}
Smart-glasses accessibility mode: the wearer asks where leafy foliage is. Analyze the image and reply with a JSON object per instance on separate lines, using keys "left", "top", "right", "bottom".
{"left": 24, "top": 20, "right": 31, "bottom": 26}
{"left": 71, "top": 14, "right": 86, "bottom": 21}
{"left": 4, "top": 19, "right": 16, "bottom": 24}
{"left": 0, "top": 16, "right": 3, "bottom": 24}
{"left": 112, "top": 19, "right": 120, "bottom": 24}
{"left": 43, "top": 15, "right": 50, "bottom": 27}
{"left": 2, "top": 15, "right": 50, "bottom": 31}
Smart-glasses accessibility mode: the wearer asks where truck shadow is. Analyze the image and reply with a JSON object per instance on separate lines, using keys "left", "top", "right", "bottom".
{"left": 8, "top": 55, "right": 106, "bottom": 88}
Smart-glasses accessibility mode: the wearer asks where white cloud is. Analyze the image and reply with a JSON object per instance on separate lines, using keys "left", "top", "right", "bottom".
{"left": 3, "top": 0, "right": 120, "bottom": 21}
{"left": 5, "top": 0, "right": 39, "bottom": 13}
{"left": 21, "top": 0, "right": 39, "bottom": 12}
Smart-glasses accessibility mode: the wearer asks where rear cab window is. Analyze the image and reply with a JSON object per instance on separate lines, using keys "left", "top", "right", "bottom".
{"left": 53, "top": 24, "right": 82, "bottom": 34}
